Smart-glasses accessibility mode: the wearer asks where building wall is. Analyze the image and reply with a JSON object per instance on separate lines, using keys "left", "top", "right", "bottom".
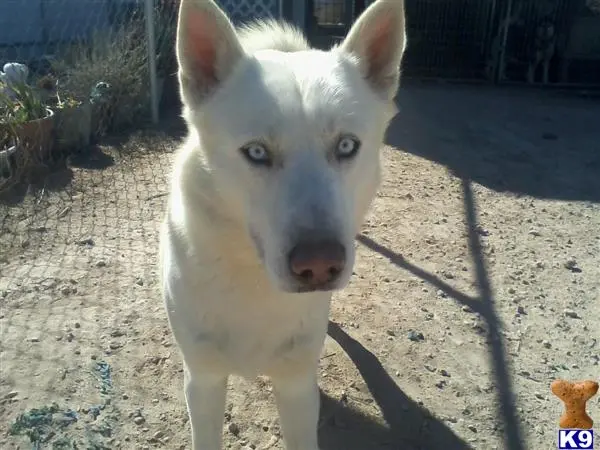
{"left": 0, "top": 0, "right": 109, "bottom": 46}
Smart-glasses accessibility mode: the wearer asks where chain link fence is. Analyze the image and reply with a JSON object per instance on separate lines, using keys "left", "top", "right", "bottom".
{"left": 0, "top": 3, "right": 184, "bottom": 447}
{"left": 0, "top": 0, "right": 181, "bottom": 189}
{"left": 400, "top": 0, "right": 600, "bottom": 83}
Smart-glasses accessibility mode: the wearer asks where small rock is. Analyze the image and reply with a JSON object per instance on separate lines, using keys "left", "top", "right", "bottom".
{"left": 29, "top": 336, "right": 40, "bottom": 342}
{"left": 564, "top": 309, "right": 579, "bottom": 319}
{"left": 228, "top": 422, "right": 240, "bottom": 435}
{"left": 109, "top": 341, "right": 122, "bottom": 350}
{"left": 135, "top": 277, "right": 144, "bottom": 286}
{"left": 77, "top": 237, "right": 95, "bottom": 246}
{"left": 476, "top": 226, "right": 489, "bottom": 236}
{"left": 74, "top": 322, "right": 81, "bottom": 328}
{"left": 407, "top": 330, "right": 424, "bottom": 342}
{"left": 386, "top": 329, "right": 396, "bottom": 337}
{"left": 96, "top": 260, "right": 107, "bottom": 268}
{"left": 439, "top": 369, "right": 450, "bottom": 377}
{"left": 263, "top": 435, "right": 279, "bottom": 449}
{"left": 535, "top": 393, "right": 545, "bottom": 400}
{"left": 122, "top": 393, "right": 129, "bottom": 400}
{"left": 61, "top": 286, "right": 73, "bottom": 295}
{"left": 564, "top": 259, "right": 582, "bottom": 273}
{"left": 134, "top": 416, "right": 145, "bottom": 425}
{"left": 517, "top": 306, "right": 526, "bottom": 315}
{"left": 542, "top": 340, "right": 551, "bottom": 349}
{"left": 5, "top": 391, "right": 18, "bottom": 399}
{"left": 437, "top": 289, "right": 448, "bottom": 298}
{"left": 528, "top": 229, "right": 541, "bottom": 237}
{"left": 468, "top": 425, "right": 478, "bottom": 433}
{"left": 153, "top": 431, "right": 165, "bottom": 440}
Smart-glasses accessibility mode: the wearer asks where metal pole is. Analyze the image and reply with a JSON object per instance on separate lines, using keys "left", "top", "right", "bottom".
{"left": 497, "top": 0, "right": 513, "bottom": 83}
{"left": 145, "top": 0, "right": 159, "bottom": 124}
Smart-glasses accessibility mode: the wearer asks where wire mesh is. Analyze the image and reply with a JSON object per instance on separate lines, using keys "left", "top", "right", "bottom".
{"left": 491, "top": 0, "right": 573, "bottom": 84}
{"left": 313, "top": 0, "right": 347, "bottom": 26}
{"left": 397, "top": 0, "right": 600, "bottom": 84}
{"left": 0, "top": 0, "right": 181, "bottom": 189}
{"left": 217, "top": 0, "right": 281, "bottom": 24}
{"left": 0, "top": 2, "right": 182, "bottom": 447}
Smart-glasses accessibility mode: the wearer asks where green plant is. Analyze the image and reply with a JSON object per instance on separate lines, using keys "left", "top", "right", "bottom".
{"left": 55, "top": 96, "right": 82, "bottom": 110}
{"left": 54, "top": 86, "right": 83, "bottom": 110}
{"left": 0, "top": 81, "right": 48, "bottom": 124}
{"left": 1, "top": 80, "right": 49, "bottom": 152}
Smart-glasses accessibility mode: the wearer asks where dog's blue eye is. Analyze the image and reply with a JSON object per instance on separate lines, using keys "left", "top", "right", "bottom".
{"left": 335, "top": 136, "right": 360, "bottom": 159}
{"left": 240, "top": 143, "right": 271, "bottom": 166}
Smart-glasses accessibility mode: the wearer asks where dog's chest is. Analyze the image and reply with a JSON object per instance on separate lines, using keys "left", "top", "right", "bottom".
{"left": 195, "top": 324, "right": 314, "bottom": 375}
{"left": 169, "top": 278, "right": 330, "bottom": 376}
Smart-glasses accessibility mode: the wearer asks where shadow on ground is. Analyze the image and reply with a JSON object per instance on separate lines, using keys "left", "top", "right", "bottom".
{"left": 355, "top": 177, "right": 526, "bottom": 450}
{"left": 387, "top": 82, "right": 600, "bottom": 202}
{"left": 0, "top": 163, "right": 74, "bottom": 206}
{"left": 68, "top": 145, "right": 115, "bottom": 170}
{"left": 320, "top": 321, "right": 473, "bottom": 450}
{"left": 0, "top": 112, "right": 185, "bottom": 206}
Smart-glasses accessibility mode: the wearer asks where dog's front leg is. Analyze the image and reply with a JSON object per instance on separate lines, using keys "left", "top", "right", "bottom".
{"left": 272, "top": 371, "right": 320, "bottom": 450}
{"left": 184, "top": 368, "right": 228, "bottom": 450}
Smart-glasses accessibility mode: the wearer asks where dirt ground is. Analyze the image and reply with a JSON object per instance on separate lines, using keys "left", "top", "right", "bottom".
{"left": 1, "top": 83, "right": 599, "bottom": 450}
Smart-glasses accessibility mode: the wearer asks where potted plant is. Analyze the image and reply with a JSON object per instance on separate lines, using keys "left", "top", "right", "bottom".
{"left": 0, "top": 80, "right": 55, "bottom": 171}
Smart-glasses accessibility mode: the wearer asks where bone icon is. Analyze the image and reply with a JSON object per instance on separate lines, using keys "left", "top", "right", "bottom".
{"left": 551, "top": 379, "right": 599, "bottom": 429}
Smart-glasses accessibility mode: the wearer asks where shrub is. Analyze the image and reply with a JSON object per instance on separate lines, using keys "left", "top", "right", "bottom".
{"left": 53, "top": 26, "right": 150, "bottom": 134}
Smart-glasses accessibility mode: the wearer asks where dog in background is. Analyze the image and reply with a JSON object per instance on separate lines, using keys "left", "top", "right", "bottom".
{"left": 159, "top": 0, "right": 406, "bottom": 449}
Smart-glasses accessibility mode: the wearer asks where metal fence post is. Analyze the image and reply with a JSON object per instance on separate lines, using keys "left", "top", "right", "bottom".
{"left": 497, "top": 0, "right": 513, "bottom": 84}
{"left": 145, "top": 0, "right": 160, "bottom": 124}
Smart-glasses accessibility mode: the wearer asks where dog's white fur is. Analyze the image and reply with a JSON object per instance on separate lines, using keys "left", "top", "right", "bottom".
{"left": 159, "top": 1, "right": 406, "bottom": 448}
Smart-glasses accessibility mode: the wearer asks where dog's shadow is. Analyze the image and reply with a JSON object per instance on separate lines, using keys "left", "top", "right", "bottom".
{"left": 318, "top": 322, "right": 472, "bottom": 450}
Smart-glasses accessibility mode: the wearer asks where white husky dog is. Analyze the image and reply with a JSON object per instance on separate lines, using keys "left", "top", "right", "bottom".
{"left": 160, "top": 0, "right": 406, "bottom": 448}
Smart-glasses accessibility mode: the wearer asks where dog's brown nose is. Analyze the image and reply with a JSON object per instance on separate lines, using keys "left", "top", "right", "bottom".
{"left": 288, "top": 240, "right": 346, "bottom": 289}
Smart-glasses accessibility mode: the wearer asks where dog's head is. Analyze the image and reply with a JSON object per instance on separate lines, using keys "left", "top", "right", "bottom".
{"left": 176, "top": 0, "right": 406, "bottom": 293}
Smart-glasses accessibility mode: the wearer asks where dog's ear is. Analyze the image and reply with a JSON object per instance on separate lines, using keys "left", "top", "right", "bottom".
{"left": 340, "top": 0, "right": 406, "bottom": 100}
{"left": 176, "top": 0, "right": 245, "bottom": 103}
